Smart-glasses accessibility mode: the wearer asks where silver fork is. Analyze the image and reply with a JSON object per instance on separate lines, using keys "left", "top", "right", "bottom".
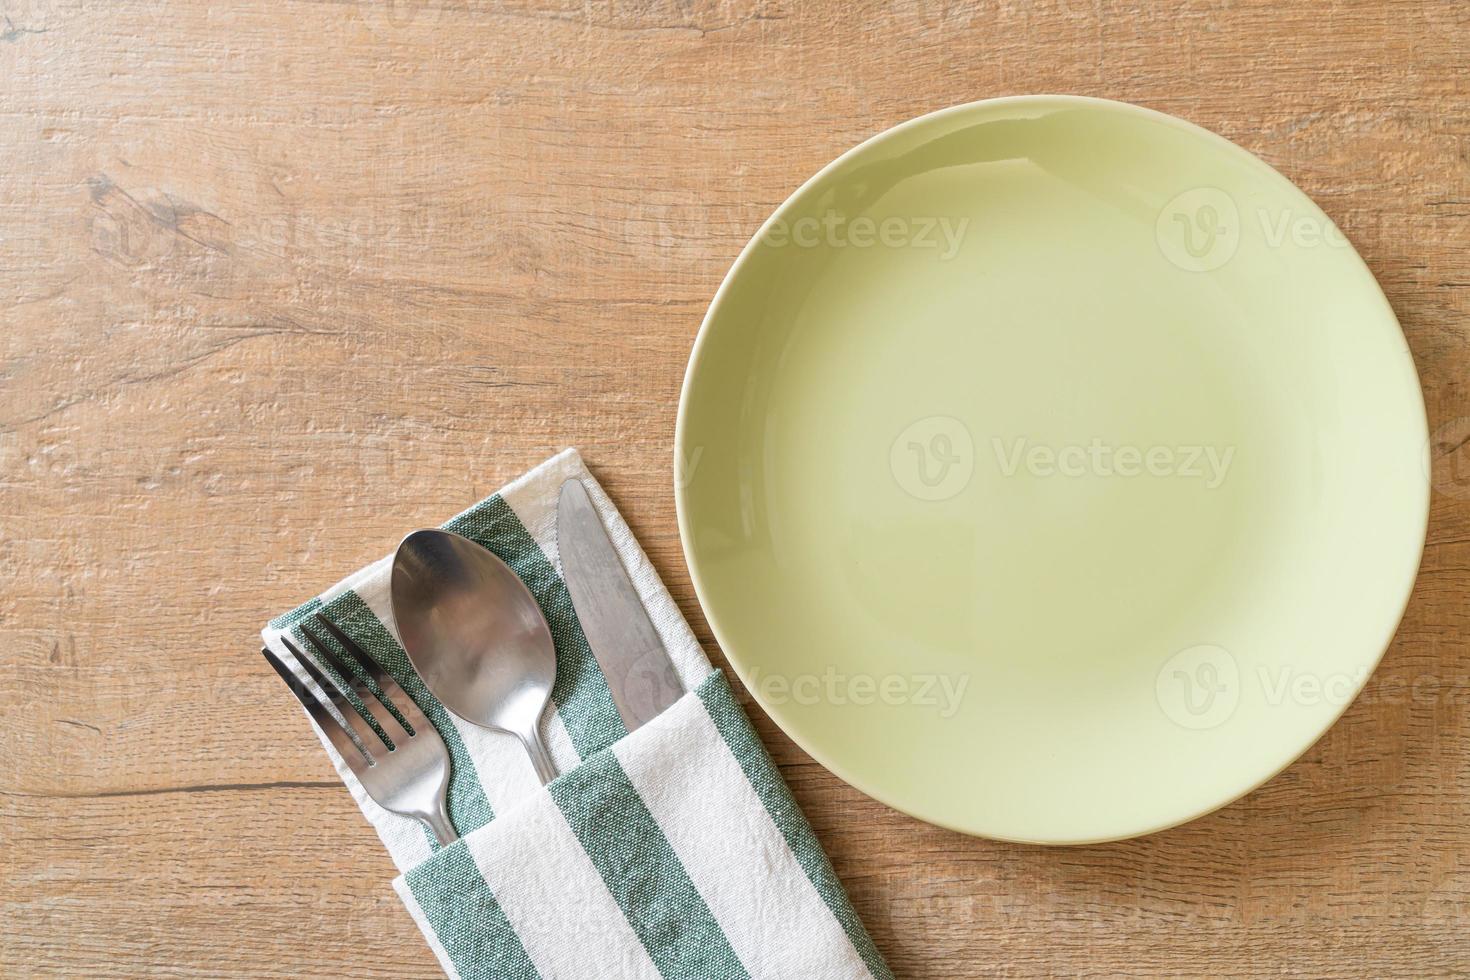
{"left": 263, "top": 613, "right": 459, "bottom": 845}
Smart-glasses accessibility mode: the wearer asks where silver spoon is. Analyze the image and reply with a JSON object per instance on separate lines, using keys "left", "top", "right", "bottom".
{"left": 390, "top": 529, "right": 559, "bottom": 784}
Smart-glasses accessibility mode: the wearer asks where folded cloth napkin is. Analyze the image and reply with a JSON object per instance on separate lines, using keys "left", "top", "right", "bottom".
{"left": 262, "top": 448, "right": 893, "bottom": 980}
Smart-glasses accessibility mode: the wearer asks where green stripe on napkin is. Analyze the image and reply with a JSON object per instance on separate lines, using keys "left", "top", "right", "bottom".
{"left": 267, "top": 595, "right": 322, "bottom": 631}
{"left": 404, "top": 843, "right": 542, "bottom": 980}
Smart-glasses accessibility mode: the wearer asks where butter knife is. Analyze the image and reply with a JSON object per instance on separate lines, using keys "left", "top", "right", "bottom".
{"left": 557, "top": 478, "right": 684, "bottom": 731}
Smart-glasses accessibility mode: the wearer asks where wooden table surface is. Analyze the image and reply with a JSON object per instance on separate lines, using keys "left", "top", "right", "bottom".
{"left": 3, "top": 1, "right": 1468, "bottom": 977}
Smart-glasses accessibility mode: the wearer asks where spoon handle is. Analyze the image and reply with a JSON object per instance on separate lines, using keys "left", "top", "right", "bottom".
{"left": 520, "top": 728, "right": 558, "bottom": 785}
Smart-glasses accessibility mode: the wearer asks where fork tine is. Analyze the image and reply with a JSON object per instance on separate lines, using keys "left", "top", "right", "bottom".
{"left": 262, "top": 647, "right": 372, "bottom": 767}
{"left": 299, "top": 621, "right": 412, "bottom": 746}
{"left": 312, "top": 613, "right": 429, "bottom": 734}
{"left": 280, "top": 635, "right": 389, "bottom": 756}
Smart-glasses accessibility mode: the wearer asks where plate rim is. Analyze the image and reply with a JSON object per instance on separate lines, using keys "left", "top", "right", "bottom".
{"left": 673, "top": 93, "right": 1431, "bottom": 844}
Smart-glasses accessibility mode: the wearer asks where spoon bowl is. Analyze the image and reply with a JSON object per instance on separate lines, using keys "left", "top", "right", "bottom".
{"left": 390, "top": 528, "right": 559, "bottom": 784}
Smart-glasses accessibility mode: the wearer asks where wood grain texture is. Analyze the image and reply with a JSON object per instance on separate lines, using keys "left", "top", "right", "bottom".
{"left": 2, "top": 0, "right": 1467, "bottom": 976}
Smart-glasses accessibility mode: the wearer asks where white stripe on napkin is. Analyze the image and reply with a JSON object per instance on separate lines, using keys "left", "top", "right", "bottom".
{"left": 399, "top": 885, "right": 466, "bottom": 980}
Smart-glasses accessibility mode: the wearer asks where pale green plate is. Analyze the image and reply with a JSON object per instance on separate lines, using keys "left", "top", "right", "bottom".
{"left": 675, "top": 96, "right": 1428, "bottom": 844}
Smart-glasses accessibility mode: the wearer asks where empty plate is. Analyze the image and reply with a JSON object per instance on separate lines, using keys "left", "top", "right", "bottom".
{"left": 675, "top": 96, "right": 1428, "bottom": 843}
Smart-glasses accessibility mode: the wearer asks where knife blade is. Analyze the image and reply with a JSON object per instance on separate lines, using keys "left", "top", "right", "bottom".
{"left": 557, "top": 477, "right": 684, "bottom": 732}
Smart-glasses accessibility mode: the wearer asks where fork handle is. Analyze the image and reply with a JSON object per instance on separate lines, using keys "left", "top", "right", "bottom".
{"left": 423, "top": 799, "right": 459, "bottom": 847}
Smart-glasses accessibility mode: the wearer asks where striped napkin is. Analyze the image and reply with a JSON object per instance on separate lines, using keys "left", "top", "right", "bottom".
{"left": 261, "top": 449, "right": 893, "bottom": 980}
